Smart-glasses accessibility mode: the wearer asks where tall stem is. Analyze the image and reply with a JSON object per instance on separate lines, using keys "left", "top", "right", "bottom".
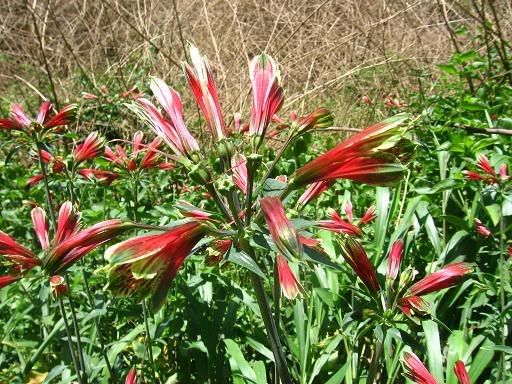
{"left": 36, "top": 142, "right": 56, "bottom": 227}
{"left": 65, "top": 278, "right": 88, "bottom": 383}
{"left": 58, "top": 295, "right": 84, "bottom": 384}
{"left": 498, "top": 198, "right": 506, "bottom": 382}
{"left": 142, "top": 300, "right": 157, "bottom": 382}
{"left": 272, "top": 260, "right": 281, "bottom": 384}
{"left": 132, "top": 175, "right": 157, "bottom": 383}
{"left": 251, "top": 274, "right": 293, "bottom": 384}
{"left": 367, "top": 336, "right": 384, "bottom": 384}
{"left": 65, "top": 169, "right": 116, "bottom": 381}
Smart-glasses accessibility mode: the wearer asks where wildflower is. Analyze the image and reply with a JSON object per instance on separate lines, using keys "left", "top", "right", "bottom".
{"left": 137, "top": 79, "right": 199, "bottom": 158}
{"left": 292, "top": 114, "right": 410, "bottom": 187}
{"left": 454, "top": 360, "right": 470, "bottom": 384}
{"left": 40, "top": 202, "right": 135, "bottom": 274}
{"left": 233, "top": 112, "right": 242, "bottom": 132}
{"left": 408, "top": 262, "right": 473, "bottom": 296}
{"left": 260, "top": 197, "right": 302, "bottom": 260}
{"left": 344, "top": 200, "right": 353, "bottom": 223}
{"left": 125, "top": 367, "right": 137, "bottom": 384}
{"left": 297, "top": 181, "right": 333, "bottom": 208}
{"left": 402, "top": 352, "right": 438, "bottom": 384}
{"left": 397, "top": 295, "right": 429, "bottom": 316}
{"left": 474, "top": 219, "right": 491, "bottom": 237}
{"left": 184, "top": 44, "right": 227, "bottom": 141}
{"left": 463, "top": 171, "right": 483, "bottom": 181}
{"left": 232, "top": 154, "right": 248, "bottom": 194}
{"left": 292, "top": 108, "right": 334, "bottom": 134}
{"left": 359, "top": 206, "right": 377, "bottom": 225}
{"left": 361, "top": 95, "right": 372, "bottom": 105}
{"left": 386, "top": 239, "right": 403, "bottom": 280}
{"left": 78, "top": 169, "right": 119, "bottom": 185}
{"left": 476, "top": 155, "right": 495, "bottom": 176}
{"left": 0, "top": 275, "right": 20, "bottom": 289}
{"left": 338, "top": 237, "right": 380, "bottom": 293}
{"left": 106, "top": 222, "right": 206, "bottom": 312}
{"left": 317, "top": 210, "right": 363, "bottom": 237}
{"left": 74, "top": 132, "right": 104, "bottom": 164}
{"left": 0, "top": 101, "right": 76, "bottom": 134}
{"left": 49, "top": 275, "right": 68, "bottom": 297}
{"left": 104, "top": 131, "right": 170, "bottom": 172}
{"left": 206, "top": 239, "right": 232, "bottom": 265}
{"left": 248, "top": 53, "right": 284, "bottom": 138}
{"left": 499, "top": 164, "right": 507, "bottom": 181}
{"left": 31, "top": 207, "right": 50, "bottom": 251}
{"left": 276, "top": 255, "right": 304, "bottom": 300}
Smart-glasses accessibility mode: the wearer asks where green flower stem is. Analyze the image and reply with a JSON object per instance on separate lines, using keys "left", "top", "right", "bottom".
{"left": 65, "top": 278, "right": 88, "bottom": 383}
{"left": 142, "top": 299, "right": 157, "bottom": 382}
{"left": 251, "top": 273, "right": 293, "bottom": 384}
{"left": 64, "top": 168, "right": 116, "bottom": 381}
{"left": 36, "top": 141, "right": 87, "bottom": 381}
{"left": 273, "top": 260, "right": 282, "bottom": 384}
{"left": 367, "top": 334, "right": 384, "bottom": 384}
{"left": 132, "top": 175, "right": 157, "bottom": 383}
{"left": 58, "top": 295, "right": 84, "bottom": 384}
{"left": 35, "top": 142, "right": 56, "bottom": 227}
{"left": 498, "top": 196, "right": 506, "bottom": 382}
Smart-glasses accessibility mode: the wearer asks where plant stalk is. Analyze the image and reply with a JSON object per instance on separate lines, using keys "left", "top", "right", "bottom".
{"left": 58, "top": 295, "right": 84, "bottom": 384}
{"left": 251, "top": 274, "right": 293, "bottom": 384}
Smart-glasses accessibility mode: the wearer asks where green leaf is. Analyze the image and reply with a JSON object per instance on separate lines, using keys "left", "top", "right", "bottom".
{"left": 224, "top": 339, "right": 258, "bottom": 383}
{"left": 468, "top": 339, "right": 494, "bottom": 382}
{"left": 422, "top": 320, "right": 444, "bottom": 383}
{"left": 226, "top": 248, "right": 265, "bottom": 278}
{"left": 262, "top": 178, "right": 288, "bottom": 197}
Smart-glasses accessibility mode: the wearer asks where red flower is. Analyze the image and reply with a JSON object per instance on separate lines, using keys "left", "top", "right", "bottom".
{"left": 26, "top": 174, "right": 44, "bottom": 188}
{"left": 207, "top": 239, "right": 232, "bottom": 265}
{"left": 74, "top": 132, "right": 104, "bottom": 164}
{"left": 292, "top": 108, "right": 334, "bottom": 133}
{"left": 474, "top": 219, "right": 491, "bottom": 237}
{"left": 0, "top": 275, "right": 20, "bottom": 289}
{"left": 408, "top": 262, "right": 473, "bottom": 297}
{"left": 49, "top": 275, "right": 69, "bottom": 297}
{"left": 476, "top": 155, "right": 495, "bottom": 176}
{"left": 106, "top": 222, "right": 206, "bottom": 312}
{"left": 344, "top": 200, "right": 354, "bottom": 223}
{"left": 31, "top": 207, "right": 50, "bottom": 251}
{"left": 44, "top": 202, "right": 135, "bottom": 274}
{"left": 248, "top": 53, "right": 284, "bottom": 138}
{"left": 0, "top": 102, "right": 76, "bottom": 133}
{"left": 358, "top": 206, "right": 376, "bottom": 225}
{"left": 184, "top": 44, "right": 227, "bottom": 141}
{"left": 260, "top": 197, "right": 302, "bottom": 260}
{"left": 292, "top": 114, "right": 409, "bottom": 187}
{"left": 276, "top": 254, "right": 304, "bottom": 300}
{"left": 297, "top": 181, "right": 333, "bottom": 208}
{"left": 454, "top": 360, "right": 470, "bottom": 384}
{"left": 231, "top": 154, "right": 248, "bottom": 194}
{"left": 317, "top": 210, "right": 363, "bottom": 237}
{"left": 402, "top": 352, "right": 438, "bottom": 384}
{"left": 338, "top": 237, "right": 380, "bottom": 293}
{"left": 78, "top": 169, "right": 119, "bottom": 185}
{"left": 386, "top": 239, "right": 403, "bottom": 280}
{"left": 0, "top": 231, "right": 40, "bottom": 269}
{"left": 104, "top": 131, "right": 169, "bottom": 173}
{"left": 137, "top": 79, "right": 199, "bottom": 158}
{"left": 125, "top": 367, "right": 137, "bottom": 384}
{"left": 397, "top": 295, "right": 429, "bottom": 316}
{"left": 463, "top": 171, "right": 483, "bottom": 181}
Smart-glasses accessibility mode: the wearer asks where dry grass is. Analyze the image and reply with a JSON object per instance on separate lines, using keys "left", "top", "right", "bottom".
{"left": 1, "top": 0, "right": 511, "bottom": 127}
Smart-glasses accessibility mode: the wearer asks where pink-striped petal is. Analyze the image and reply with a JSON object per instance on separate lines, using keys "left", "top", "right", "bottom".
{"left": 31, "top": 207, "right": 50, "bottom": 251}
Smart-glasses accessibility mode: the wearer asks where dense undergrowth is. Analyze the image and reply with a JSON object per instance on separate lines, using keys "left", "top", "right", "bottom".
{"left": 0, "top": 13, "right": 511, "bottom": 384}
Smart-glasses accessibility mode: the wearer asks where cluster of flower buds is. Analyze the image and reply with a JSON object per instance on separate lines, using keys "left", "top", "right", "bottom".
{"left": 464, "top": 154, "right": 508, "bottom": 185}
{"left": 0, "top": 101, "right": 76, "bottom": 139}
